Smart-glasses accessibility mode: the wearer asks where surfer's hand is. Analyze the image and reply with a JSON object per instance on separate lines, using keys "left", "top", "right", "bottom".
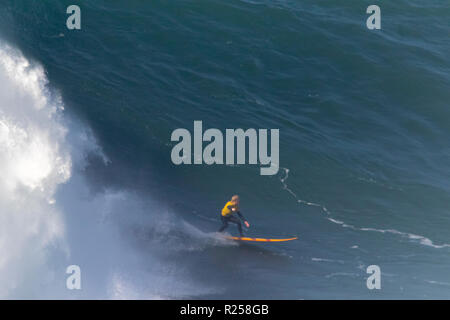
{"left": 244, "top": 221, "right": 250, "bottom": 228}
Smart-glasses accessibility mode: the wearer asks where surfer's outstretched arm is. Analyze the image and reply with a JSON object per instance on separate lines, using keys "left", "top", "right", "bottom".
{"left": 236, "top": 211, "right": 250, "bottom": 228}
{"left": 236, "top": 211, "right": 245, "bottom": 220}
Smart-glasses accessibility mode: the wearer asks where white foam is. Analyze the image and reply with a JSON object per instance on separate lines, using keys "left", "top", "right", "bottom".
{"left": 0, "top": 44, "right": 71, "bottom": 298}
{"left": 311, "top": 257, "right": 344, "bottom": 264}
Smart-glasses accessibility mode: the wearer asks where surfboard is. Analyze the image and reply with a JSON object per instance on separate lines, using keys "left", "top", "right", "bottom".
{"left": 225, "top": 236, "right": 298, "bottom": 242}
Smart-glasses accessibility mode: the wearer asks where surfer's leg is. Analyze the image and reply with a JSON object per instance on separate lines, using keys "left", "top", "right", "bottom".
{"left": 236, "top": 221, "right": 243, "bottom": 237}
{"left": 228, "top": 215, "right": 244, "bottom": 237}
{"left": 218, "top": 216, "right": 229, "bottom": 232}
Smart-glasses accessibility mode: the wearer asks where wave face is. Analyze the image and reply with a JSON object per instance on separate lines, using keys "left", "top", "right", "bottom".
{"left": 1, "top": 0, "right": 450, "bottom": 299}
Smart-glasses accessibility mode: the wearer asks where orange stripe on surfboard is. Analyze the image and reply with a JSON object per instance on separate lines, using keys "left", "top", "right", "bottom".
{"left": 224, "top": 236, "right": 298, "bottom": 242}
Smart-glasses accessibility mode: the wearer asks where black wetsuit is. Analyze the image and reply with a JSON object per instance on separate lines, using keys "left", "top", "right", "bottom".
{"left": 218, "top": 211, "right": 246, "bottom": 236}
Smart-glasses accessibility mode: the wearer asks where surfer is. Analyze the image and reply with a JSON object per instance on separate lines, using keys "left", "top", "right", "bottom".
{"left": 218, "top": 195, "right": 250, "bottom": 237}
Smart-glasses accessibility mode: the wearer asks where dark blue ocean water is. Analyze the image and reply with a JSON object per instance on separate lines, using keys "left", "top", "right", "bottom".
{"left": 0, "top": 0, "right": 449, "bottom": 298}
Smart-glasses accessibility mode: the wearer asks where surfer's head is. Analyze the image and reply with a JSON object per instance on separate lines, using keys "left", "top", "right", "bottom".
{"left": 231, "top": 195, "right": 240, "bottom": 204}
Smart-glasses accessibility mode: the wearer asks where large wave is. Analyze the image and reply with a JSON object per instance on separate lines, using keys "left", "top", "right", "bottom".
{"left": 0, "top": 43, "right": 222, "bottom": 299}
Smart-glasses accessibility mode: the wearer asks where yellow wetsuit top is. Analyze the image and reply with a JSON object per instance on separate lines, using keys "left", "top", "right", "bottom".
{"left": 222, "top": 201, "right": 238, "bottom": 217}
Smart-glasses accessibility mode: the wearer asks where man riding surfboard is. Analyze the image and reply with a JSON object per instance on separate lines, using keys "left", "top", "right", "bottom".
{"left": 218, "top": 195, "right": 250, "bottom": 237}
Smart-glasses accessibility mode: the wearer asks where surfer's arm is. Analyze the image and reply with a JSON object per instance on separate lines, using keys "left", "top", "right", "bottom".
{"left": 236, "top": 211, "right": 250, "bottom": 228}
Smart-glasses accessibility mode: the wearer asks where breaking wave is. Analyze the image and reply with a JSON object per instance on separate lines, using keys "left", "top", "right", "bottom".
{"left": 0, "top": 43, "right": 221, "bottom": 299}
